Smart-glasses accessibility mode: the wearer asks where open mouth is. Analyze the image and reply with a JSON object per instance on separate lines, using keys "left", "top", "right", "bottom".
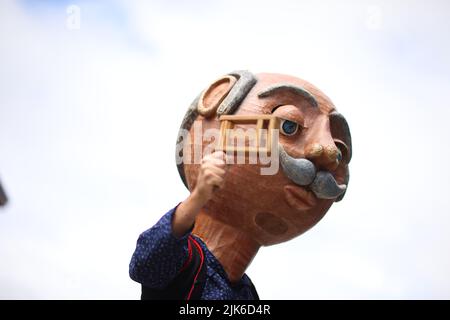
{"left": 284, "top": 184, "right": 318, "bottom": 211}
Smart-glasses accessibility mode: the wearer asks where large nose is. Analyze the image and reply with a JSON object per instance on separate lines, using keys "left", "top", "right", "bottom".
{"left": 304, "top": 117, "right": 341, "bottom": 171}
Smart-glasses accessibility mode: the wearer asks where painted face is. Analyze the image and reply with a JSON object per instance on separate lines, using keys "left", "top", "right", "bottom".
{"left": 177, "top": 71, "right": 352, "bottom": 246}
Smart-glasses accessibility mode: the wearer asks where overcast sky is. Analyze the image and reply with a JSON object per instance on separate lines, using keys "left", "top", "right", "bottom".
{"left": 1, "top": 0, "right": 450, "bottom": 299}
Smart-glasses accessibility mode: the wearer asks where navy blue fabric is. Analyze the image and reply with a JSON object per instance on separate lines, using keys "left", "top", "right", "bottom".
{"left": 129, "top": 206, "right": 258, "bottom": 300}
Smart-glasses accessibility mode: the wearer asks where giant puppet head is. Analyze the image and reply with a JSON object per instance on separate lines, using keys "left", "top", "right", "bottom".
{"left": 176, "top": 71, "right": 352, "bottom": 281}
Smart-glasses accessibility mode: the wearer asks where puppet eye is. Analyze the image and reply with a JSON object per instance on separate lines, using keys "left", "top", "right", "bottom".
{"left": 280, "top": 119, "right": 300, "bottom": 136}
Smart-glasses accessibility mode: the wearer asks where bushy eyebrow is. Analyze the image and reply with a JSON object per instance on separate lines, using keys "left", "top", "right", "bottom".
{"left": 257, "top": 84, "right": 318, "bottom": 108}
{"left": 330, "top": 111, "right": 352, "bottom": 161}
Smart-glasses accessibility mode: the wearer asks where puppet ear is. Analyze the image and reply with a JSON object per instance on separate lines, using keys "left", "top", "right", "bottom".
{"left": 197, "top": 75, "right": 237, "bottom": 118}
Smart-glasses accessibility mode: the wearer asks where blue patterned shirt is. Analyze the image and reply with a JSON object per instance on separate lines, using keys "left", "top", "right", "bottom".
{"left": 129, "top": 206, "right": 258, "bottom": 300}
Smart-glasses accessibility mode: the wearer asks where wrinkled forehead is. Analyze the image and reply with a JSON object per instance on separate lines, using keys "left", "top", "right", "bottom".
{"left": 248, "top": 73, "right": 336, "bottom": 114}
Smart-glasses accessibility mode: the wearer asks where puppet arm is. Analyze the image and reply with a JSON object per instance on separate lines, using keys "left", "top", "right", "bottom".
{"left": 129, "top": 152, "right": 226, "bottom": 288}
{"left": 171, "top": 151, "right": 226, "bottom": 238}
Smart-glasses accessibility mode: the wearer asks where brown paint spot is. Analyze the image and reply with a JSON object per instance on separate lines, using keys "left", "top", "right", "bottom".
{"left": 255, "top": 212, "right": 288, "bottom": 236}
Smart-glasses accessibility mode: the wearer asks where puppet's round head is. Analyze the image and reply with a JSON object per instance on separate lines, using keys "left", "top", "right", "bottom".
{"left": 176, "top": 71, "right": 352, "bottom": 246}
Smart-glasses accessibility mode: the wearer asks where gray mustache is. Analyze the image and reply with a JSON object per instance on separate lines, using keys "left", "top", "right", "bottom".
{"left": 278, "top": 145, "right": 346, "bottom": 200}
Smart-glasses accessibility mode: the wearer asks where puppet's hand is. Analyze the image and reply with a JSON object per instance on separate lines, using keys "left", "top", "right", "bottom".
{"left": 193, "top": 151, "right": 227, "bottom": 205}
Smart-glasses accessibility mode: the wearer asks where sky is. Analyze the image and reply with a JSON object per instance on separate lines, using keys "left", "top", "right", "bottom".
{"left": 0, "top": 0, "right": 450, "bottom": 299}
